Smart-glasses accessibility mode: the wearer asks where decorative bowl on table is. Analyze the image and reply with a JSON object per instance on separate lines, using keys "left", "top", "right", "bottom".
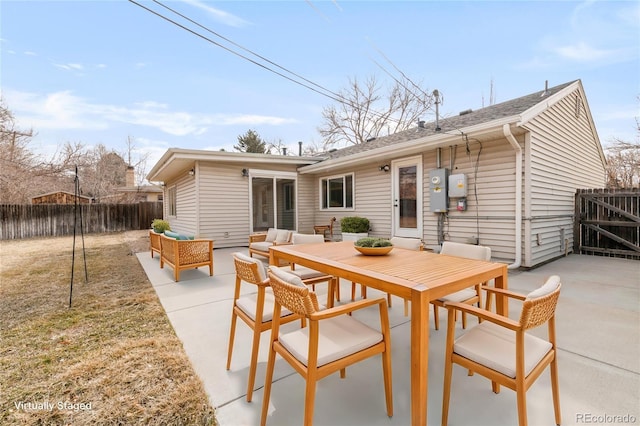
{"left": 353, "top": 237, "right": 394, "bottom": 256}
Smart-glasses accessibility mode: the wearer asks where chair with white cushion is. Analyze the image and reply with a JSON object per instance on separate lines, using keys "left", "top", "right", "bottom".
{"left": 288, "top": 233, "right": 340, "bottom": 304}
{"left": 432, "top": 241, "right": 491, "bottom": 330}
{"left": 441, "top": 275, "right": 562, "bottom": 426}
{"left": 260, "top": 266, "right": 393, "bottom": 426}
{"left": 226, "top": 252, "right": 301, "bottom": 402}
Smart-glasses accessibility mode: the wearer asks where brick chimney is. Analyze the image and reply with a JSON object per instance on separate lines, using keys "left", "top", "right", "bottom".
{"left": 126, "top": 166, "right": 135, "bottom": 187}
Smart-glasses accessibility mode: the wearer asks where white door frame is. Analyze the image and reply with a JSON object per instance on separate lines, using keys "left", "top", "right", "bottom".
{"left": 392, "top": 156, "right": 423, "bottom": 238}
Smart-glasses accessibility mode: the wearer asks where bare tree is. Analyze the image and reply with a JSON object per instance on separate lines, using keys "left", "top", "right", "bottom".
{"left": 605, "top": 102, "right": 640, "bottom": 189}
{"left": 318, "top": 75, "right": 434, "bottom": 147}
{"left": 605, "top": 138, "right": 640, "bottom": 188}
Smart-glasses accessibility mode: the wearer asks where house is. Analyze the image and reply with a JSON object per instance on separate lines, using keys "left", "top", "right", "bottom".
{"left": 31, "top": 191, "right": 92, "bottom": 204}
{"left": 147, "top": 79, "right": 606, "bottom": 268}
{"left": 100, "top": 166, "right": 163, "bottom": 203}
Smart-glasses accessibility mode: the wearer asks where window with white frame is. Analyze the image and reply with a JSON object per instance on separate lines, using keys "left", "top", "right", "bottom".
{"left": 320, "top": 173, "right": 353, "bottom": 209}
{"left": 167, "top": 186, "right": 177, "bottom": 216}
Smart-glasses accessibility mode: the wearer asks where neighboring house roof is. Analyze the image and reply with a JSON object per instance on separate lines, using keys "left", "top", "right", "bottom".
{"left": 117, "top": 184, "right": 163, "bottom": 194}
{"left": 31, "top": 191, "right": 92, "bottom": 201}
{"left": 299, "top": 79, "right": 604, "bottom": 173}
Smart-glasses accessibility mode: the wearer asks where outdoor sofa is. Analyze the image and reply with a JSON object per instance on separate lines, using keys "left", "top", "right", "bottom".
{"left": 159, "top": 233, "right": 214, "bottom": 282}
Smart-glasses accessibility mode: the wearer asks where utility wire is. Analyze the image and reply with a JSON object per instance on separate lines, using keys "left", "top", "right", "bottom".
{"left": 129, "top": 0, "right": 405, "bottom": 125}
{"left": 153, "top": 0, "right": 338, "bottom": 102}
{"left": 129, "top": 0, "right": 344, "bottom": 104}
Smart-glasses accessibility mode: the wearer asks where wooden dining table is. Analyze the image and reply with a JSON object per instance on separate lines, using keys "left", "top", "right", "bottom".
{"left": 269, "top": 240, "right": 509, "bottom": 426}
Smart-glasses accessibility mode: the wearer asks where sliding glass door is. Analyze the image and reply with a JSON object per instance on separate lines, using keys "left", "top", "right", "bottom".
{"left": 250, "top": 171, "right": 296, "bottom": 232}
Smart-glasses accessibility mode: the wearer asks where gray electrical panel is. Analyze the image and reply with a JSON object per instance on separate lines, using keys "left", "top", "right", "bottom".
{"left": 429, "top": 168, "right": 449, "bottom": 212}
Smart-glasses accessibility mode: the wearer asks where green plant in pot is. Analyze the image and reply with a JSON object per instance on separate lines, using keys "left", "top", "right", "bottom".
{"left": 354, "top": 237, "right": 392, "bottom": 248}
{"left": 151, "top": 219, "right": 171, "bottom": 234}
{"left": 340, "top": 216, "right": 370, "bottom": 242}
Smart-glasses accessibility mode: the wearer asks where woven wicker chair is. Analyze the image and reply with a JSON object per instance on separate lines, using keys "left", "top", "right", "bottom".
{"left": 432, "top": 241, "right": 491, "bottom": 330}
{"left": 287, "top": 233, "right": 340, "bottom": 304}
{"left": 261, "top": 266, "right": 393, "bottom": 426}
{"left": 226, "top": 252, "right": 301, "bottom": 402}
{"left": 149, "top": 230, "right": 162, "bottom": 259}
{"left": 159, "top": 234, "right": 214, "bottom": 282}
{"left": 441, "top": 276, "right": 562, "bottom": 426}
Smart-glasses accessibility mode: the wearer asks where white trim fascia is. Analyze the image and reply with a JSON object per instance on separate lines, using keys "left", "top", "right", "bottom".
{"left": 299, "top": 116, "right": 519, "bottom": 174}
{"left": 147, "top": 148, "right": 321, "bottom": 181}
{"left": 517, "top": 80, "right": 580, "bottom": 126}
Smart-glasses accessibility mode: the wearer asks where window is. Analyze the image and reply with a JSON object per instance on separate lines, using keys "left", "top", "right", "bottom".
{"left": 320, "top": 173, "right": 353, "bottom": 209}
{"left": 167, "top": 186, "right": 177, "bottom": 216}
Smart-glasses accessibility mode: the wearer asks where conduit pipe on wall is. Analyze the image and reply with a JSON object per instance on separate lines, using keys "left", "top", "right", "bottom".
{"left": 503, "top": 124, "right": 522, "bottom": 269}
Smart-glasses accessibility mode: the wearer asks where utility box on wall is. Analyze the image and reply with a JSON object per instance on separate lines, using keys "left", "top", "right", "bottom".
{"left": 448, "top": 173, "right": 467, "bottom": 198}
{"left": 429, "top": 168, "right": 449, "bottom": 212}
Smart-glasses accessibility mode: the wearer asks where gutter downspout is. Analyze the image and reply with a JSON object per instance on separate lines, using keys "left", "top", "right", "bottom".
{"left": 502, "top": 124, "right": 522, "bottom": 269}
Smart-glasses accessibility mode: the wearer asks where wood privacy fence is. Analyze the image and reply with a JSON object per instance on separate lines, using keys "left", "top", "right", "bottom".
{"left": 574, "top": 188, "right": 640, "bottom": 259}
{"left": 0, "top": 202, "right": 163, "bottom": 240}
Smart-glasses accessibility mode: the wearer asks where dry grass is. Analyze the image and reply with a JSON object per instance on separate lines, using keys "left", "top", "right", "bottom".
{"left": 0, "top": 231, "right": 217, "bottom": 425}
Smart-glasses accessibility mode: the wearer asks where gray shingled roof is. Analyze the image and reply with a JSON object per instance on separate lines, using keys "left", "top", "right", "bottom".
{"left": 322, "top": 80, "right": 577, "bottom": 160}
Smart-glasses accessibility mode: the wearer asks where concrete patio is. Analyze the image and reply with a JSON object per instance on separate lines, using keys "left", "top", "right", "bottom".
{"left": 136, "top": 248, "right": 639, "bottom": 426}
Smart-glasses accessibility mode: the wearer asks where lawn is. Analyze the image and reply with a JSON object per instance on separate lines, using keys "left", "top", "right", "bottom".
{"left": 0, "top": 231, "right": 217, "bottom": 425}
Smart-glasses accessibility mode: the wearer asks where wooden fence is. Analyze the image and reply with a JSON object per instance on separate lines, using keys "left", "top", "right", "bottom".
{"left": 0, "top": 202, "right": 163, "bottom": 240}
{"left": 574, "top": 188, "right": 640, "bottom": 259}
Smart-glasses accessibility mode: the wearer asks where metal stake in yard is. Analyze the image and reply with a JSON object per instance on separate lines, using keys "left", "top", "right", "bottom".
{"left": 69, "top": 166, "right": 88, "bottom": 308}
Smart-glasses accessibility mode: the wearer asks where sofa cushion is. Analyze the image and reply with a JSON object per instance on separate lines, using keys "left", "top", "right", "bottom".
{"left": 164, "top": 230, "right": 179, "bottom": 239}
{"left": 250, "top": 241, "right": 273, "bottom": 253}
{"left": 265, "top": 228, "right": 278, "bottom": 242}
{"left": 275, "top": 229, "right": 291, "bottom": 243}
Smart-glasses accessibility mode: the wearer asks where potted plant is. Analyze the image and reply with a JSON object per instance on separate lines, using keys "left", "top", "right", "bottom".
{"left": 353, "top": 237, "right": 394, "bottom": 255}
{"left": 340, "top": 216, "right": 369, "bottom": 242}
{"left": 151, "top": 219, "right": 171, "bottom": 234}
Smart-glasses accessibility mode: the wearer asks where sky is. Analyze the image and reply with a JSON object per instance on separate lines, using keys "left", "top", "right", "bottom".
{"left": 1, "top": 0, "right": 638, "bottom": 179}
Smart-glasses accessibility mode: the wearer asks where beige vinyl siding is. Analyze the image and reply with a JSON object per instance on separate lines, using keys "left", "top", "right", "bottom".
{"left": 296, "top": 173, "right": 316, "bottom": 234}
{"left": 525, "top": 89, "right": 606, "bottom": 266}
{"left": 166, "top": 173, "right": 197, "bottom": 235}
{"left": 423, "top": 140, "right": 519, "bottom": 262}
{"left": 197, "top": 162, "right": 250, "bottom": 248}
{"left": 316, "top": 164, "right": 392, "bottom": 238}
{"left": 194, "top": 162, "right": 304, "bottom": 248}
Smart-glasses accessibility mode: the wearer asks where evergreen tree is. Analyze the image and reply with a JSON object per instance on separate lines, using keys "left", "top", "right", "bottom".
{"left": 234, "top": 129, "right": 267, "bottom": 153}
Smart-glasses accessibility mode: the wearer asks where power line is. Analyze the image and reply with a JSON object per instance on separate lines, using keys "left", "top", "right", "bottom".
{"left": 128, "top": 0, "right": 344, "bottom": 104}
{"left": 128, "top": 0, "right": 405, "bottom": 126}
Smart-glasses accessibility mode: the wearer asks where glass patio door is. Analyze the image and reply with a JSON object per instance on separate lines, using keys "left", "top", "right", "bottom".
{"left": 392, "top": 156, "right": 423, "bottom": 238}
{"left": 250, "top": 171, "right": 296, "bottom": 232}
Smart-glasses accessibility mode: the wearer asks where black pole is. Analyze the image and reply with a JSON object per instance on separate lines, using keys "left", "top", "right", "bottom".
{"left": 69, "top": 166, "right": 88, "bottom": 308}
{"left": 70, "top": 166, "right": 78, "bottom": 308}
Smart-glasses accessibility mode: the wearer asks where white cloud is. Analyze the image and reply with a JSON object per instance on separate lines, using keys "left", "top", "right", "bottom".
{"left": 553, "top": 42, "right": 619, "bottom": 62}
{"left": 521, "top": 1, "right": 639, "bottom": 69}
{"left": 24, "top": 51, "right": 37, "bottom": 56}
{"left": 2, "top": 89, "right": 297, "bottom": 138}
{"left": 54, "top": 62, "right": 85, "bottom": 72}
{"left": 180, "top": 0, "right": 250, "bottom": 28}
